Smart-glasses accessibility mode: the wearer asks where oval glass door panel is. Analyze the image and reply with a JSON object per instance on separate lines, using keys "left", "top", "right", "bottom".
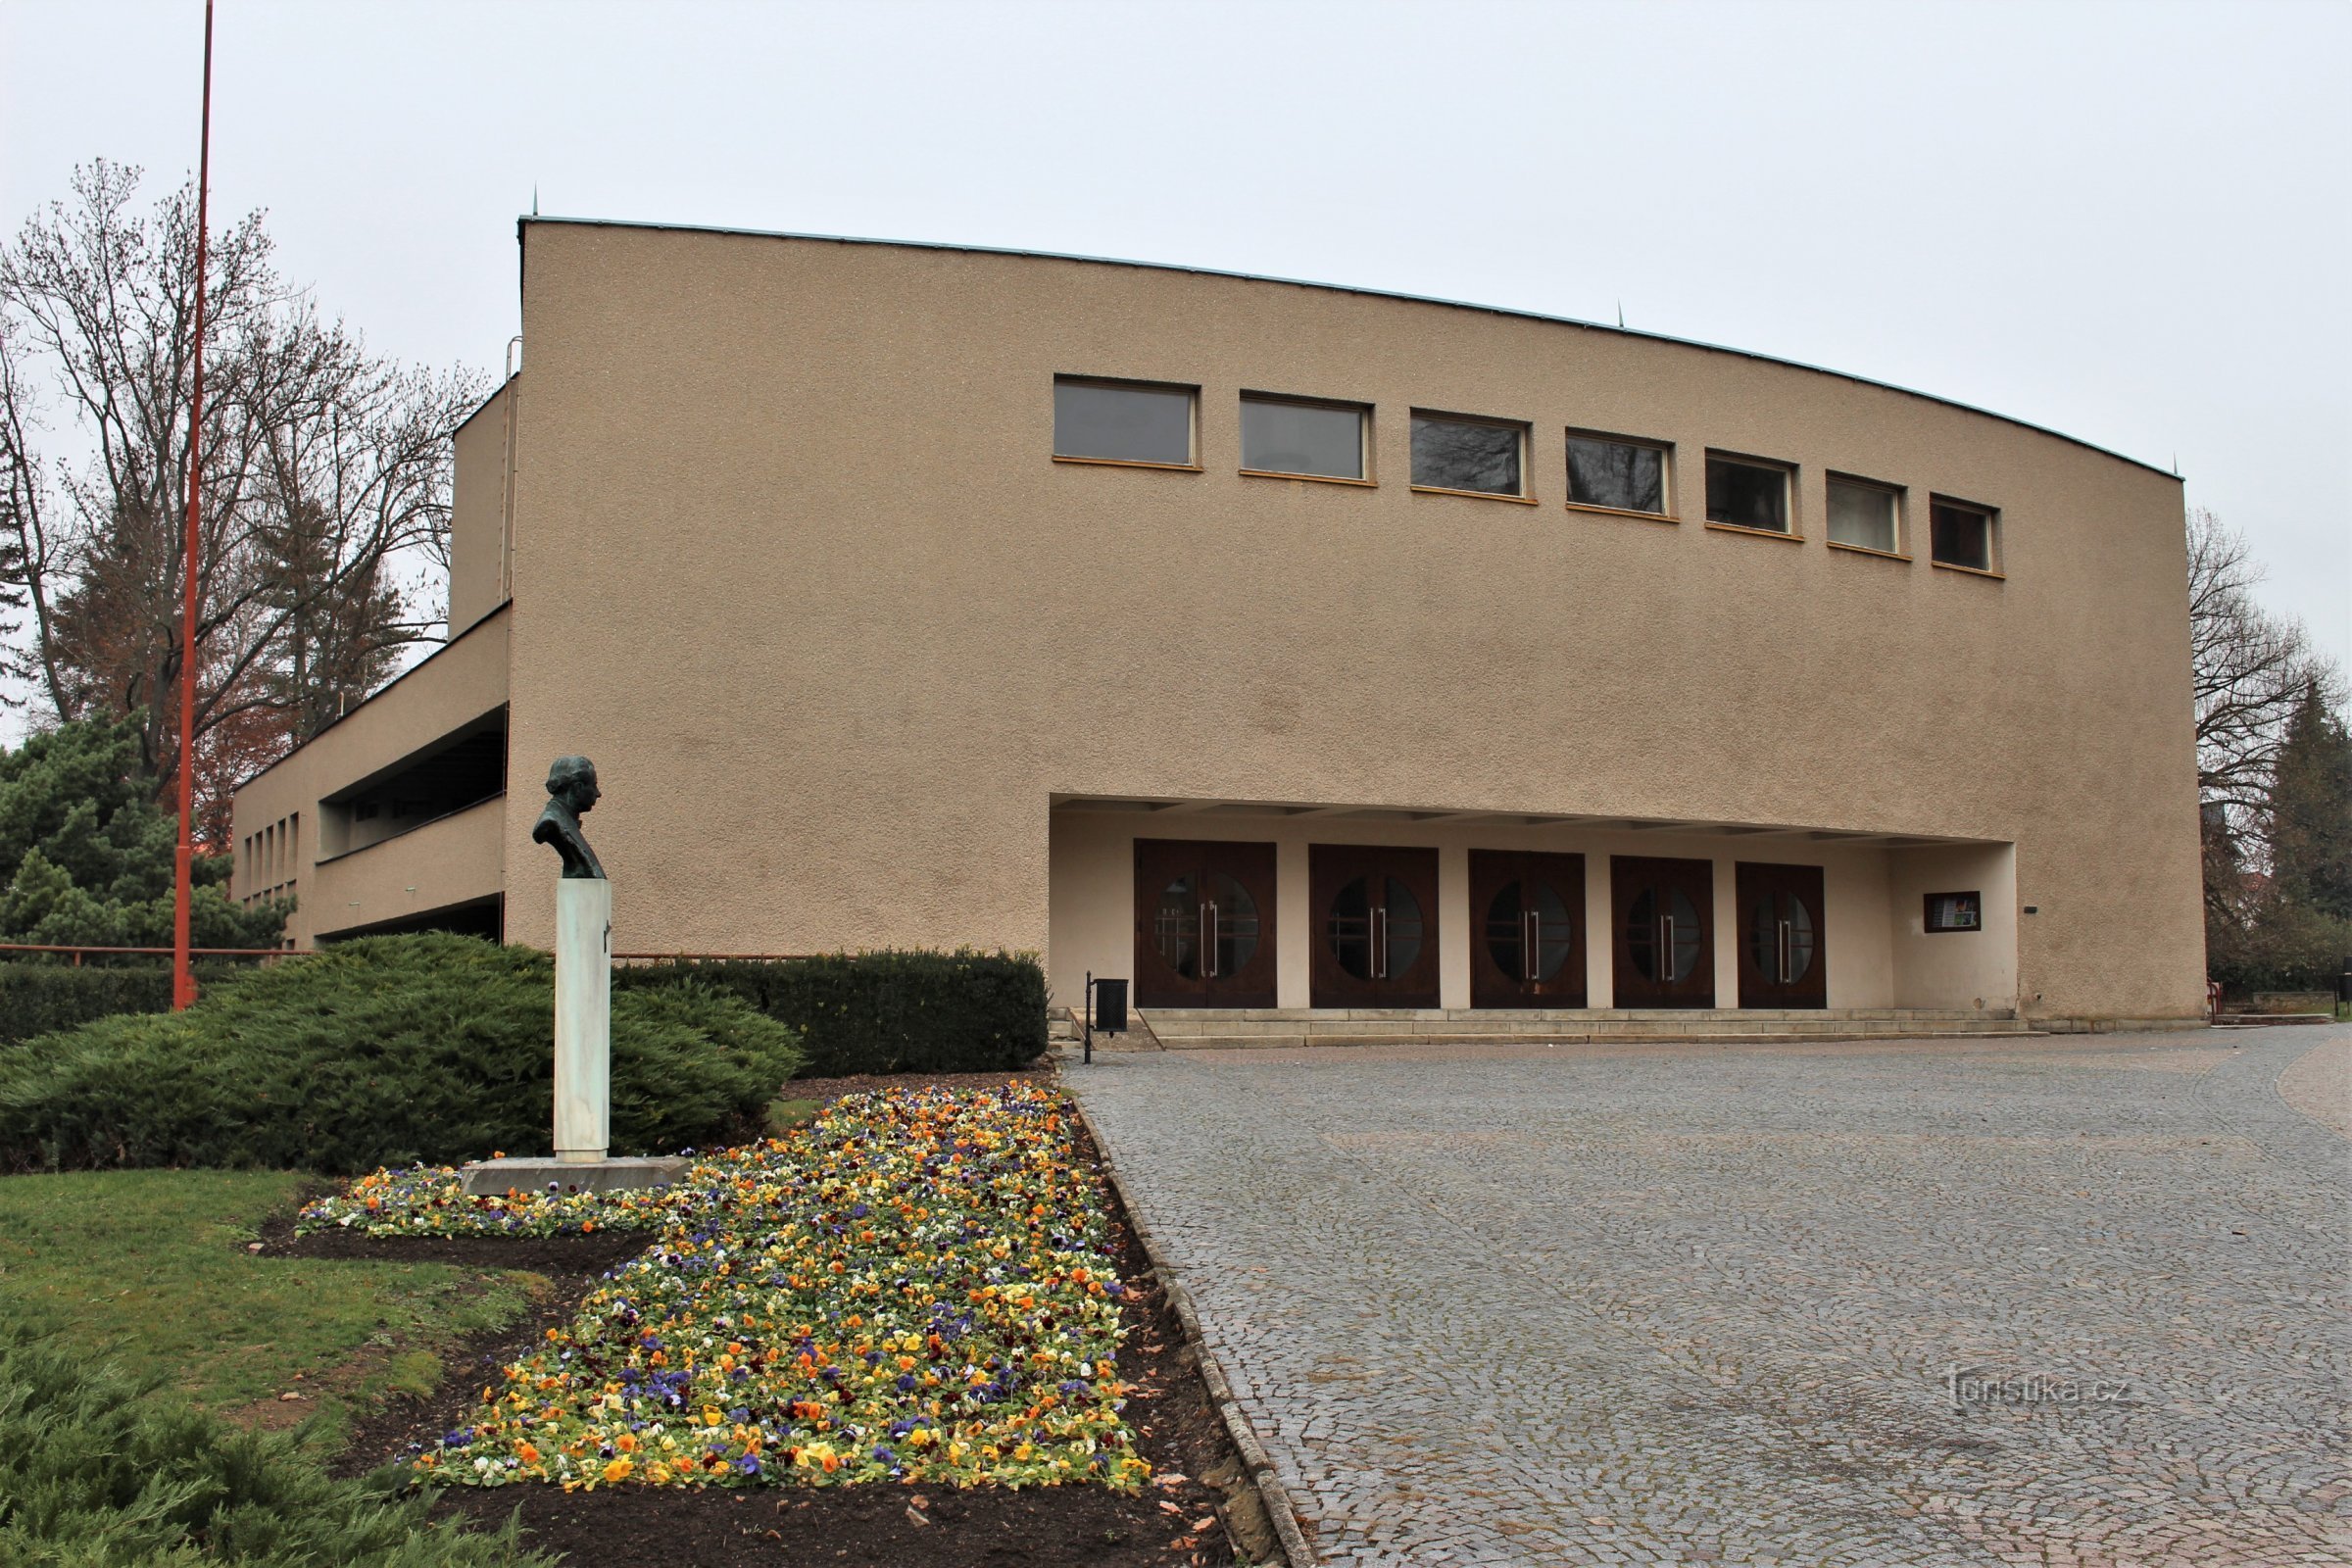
{"left": 1666, "top": 889, "right": 1702, "bottom": 981}
{"left": 1532, "top": 881, "right": 1572, "bottom": 978}
{"left": 1135, "top": 841, "right": 1279, "bottom": 1008}
{"left": 1487, "top": 880, "right": 1574, "bottom": 982}
{"left": 1746, "top": 896, "right": 1776, "bottom": 978}
{"left": 1732, "top": 861, "right": 1825, "bottom": 1009}
{"left": 1747, "top": 891, "right": 1816, "bottom": 983}
{"left": 1612, "top": 856, "right": 1715, "bottom": 1007}
{"left": 1784, "top": 895, "right": 1815, "bottom": 979}
{"left": 1309, "top": 845, "right": 1443, "bottom": 1008}
{"left": 1204, "top": 872, "right": 1260, "bottom": 977}
{"left": 1485, "top": 881, "right": 1525, "bottom": 977}
{"left": 1384, "top": 876, "right": 1425, "bottom": 974}
{"left": 1152, "top": 875, "right": 1198, "bottom": 978}
{"left": 1625, "top": 889, "right": 1658, "bottom": 980}
{"left": 1328, "top": 877, "right": 1372, "bottom": 979}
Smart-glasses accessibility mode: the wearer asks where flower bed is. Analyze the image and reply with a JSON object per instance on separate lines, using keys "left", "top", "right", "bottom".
{"left": 305, "top": 1085, "right": 1149, "bottom": 1495}
{"left": 303, "top": 1163, "right": 667, "bottom": 1239}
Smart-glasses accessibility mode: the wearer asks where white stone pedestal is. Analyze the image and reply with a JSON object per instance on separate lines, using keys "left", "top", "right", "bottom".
{"left": 554, "top": 876, "right": 612, "bottom": 1163}
{"left": 460, "top": 1152, "right": 685, "bottom": 1197}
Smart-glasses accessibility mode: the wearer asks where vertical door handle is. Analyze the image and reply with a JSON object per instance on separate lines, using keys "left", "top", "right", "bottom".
{"left": 1373, "top": 906, "right": 1388, "bottom": 980}
{"left": 1198, "top": 902, "right": 1209, "bottom": 980}
{"left": 1526, "top": 910, "right": 1541, "bottom": 982}
{"left": 1661, "top": 914, "right": 1675, "bottom": 982}
{"left": 1206, "top": 902, "right": 1220, "bottom": 979}
{"left": 1778, "top": 919, "right": 1791, "bottom": 984}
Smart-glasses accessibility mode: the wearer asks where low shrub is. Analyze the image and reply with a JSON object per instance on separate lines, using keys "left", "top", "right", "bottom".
{"left": 0, "top": 1329, "right": 551, "bottom": 1566}
{"left": 0, "top": 933, "right": 804, "bottom": 1174}
{"left": 613, "top": 949, "right": 1048, "bottom": 1077}
{"left": 0, "top": 959, "right": 254, "bottom": 1045}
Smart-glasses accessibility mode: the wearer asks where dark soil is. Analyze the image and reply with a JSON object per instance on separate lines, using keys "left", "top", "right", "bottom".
{"left": 259, "top": 1213, "right": 651, "bottom": 1275}
{"left": 287, "top": 1066, "right": 1274, "bottom": 1566}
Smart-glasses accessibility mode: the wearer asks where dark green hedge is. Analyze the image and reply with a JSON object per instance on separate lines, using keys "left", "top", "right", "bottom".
{"left": 0, "top": 1329, "right": 551, "bottom": 1566}
{"left": 0, "top": 960, "right": 261, "bottom": 1045}
{"left": 0, "top": 935, "right": 804, "bottom": 1175}
{"left": 613, "top": 949, "right": 1048, "bottom": 1077}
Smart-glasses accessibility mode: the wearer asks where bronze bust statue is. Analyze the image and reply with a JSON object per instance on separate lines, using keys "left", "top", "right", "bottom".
{"left": 532, "top": 756, "right": 607, "bottom": 879}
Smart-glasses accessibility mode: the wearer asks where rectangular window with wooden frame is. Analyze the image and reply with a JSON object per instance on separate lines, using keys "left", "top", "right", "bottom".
{"left": 1826, "top": 474, "right": 1904, "bottom": 557}
{"left": 1930, "top": 496, "right": 2000, "bottom": 573}
{"left": 1565, "top": 430, "right": 1673, "bottom": 518}
{"left": 1053, "top": 376, "right": 1199, "bottom": 469}
{"left": 1410, "top": 411, "right": 1530, "bottom": 500}
{"left": 1240, "top": 393, "right": 1371, "bottom": 483}
{"left": 1704, "top": 452, "right": 1795, "bottom": 536}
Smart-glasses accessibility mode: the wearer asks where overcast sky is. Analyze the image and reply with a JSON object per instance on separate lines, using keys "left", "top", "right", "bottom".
{"left": 4, "top": 0, "right": 2346, "bottom": 670}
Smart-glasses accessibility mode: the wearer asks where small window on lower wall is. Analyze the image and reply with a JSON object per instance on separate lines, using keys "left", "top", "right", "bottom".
{"left": 1924, "top": 891, "right": 1982, "bottom": 932}
{"left": 1930, "top": 497, "right": 1999, "bottom": 572}
{"left": 1411, "top": 411, "right": 1529, "bottom": 498}
{"left": 1705, "top": 452, "right": 1794, "bottom": 534}
{"left": 1054, "top": 376, "right": 1198, "bottom": 467}
{"left": 1566, "top": 431, "right": 1672, "bottom": 515}
{"left": 1827, "top": 475, "right": 1903, "bottom": 555}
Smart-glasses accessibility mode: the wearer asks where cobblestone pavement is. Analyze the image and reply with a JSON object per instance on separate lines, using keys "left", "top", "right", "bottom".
{"left": 1069, "top": 1029, "right": 2351, "bottom": 1568}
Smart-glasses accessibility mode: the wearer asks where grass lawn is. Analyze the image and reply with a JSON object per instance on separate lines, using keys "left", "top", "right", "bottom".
{"left": 0, "top": 1168, "right": 541, "bottom": 1446}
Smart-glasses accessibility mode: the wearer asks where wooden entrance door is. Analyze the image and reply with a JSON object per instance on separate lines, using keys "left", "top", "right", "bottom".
{"left": 1469, "top": 850, "right": 1587, "bottom": 1007}
{"left": 1610, "top": 856, "right": 1716, "bottom": 1007}
{"left": 1736, "top": 862, "right": 1827, "bottom": 1008}
{"left": 1309, "top": 845, "right": 1441, "bottom": 1007}
{"left": 1133, "top": 840, "right": 1278, "bottom": 1007}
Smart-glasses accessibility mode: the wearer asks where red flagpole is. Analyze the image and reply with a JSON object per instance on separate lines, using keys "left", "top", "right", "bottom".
{"left": 173, "top": 0, "right": 214, "bottom": 1011}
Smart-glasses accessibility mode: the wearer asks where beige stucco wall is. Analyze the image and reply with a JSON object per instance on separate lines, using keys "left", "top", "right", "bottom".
{"left": 483, "top": 222, "right": 2204, "bottom": 1021}
{"left": 230, "top": 606, "right": 512, "bottom": 947}
{"left": 310, "top": 796, "right": 505, "bottom": 940}
{"left": 447, "top": 378, "right": 515, "bottom": 636}
{"left": 1887, "top": 844, "right": 2020, "bottom": 1009}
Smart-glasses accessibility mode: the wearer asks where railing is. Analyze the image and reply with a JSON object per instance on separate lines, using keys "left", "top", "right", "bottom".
{"left": 0, "top": 943, "right": 295, "bottom": 966}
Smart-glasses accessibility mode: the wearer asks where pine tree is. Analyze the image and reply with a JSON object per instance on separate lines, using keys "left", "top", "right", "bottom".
{"left": 2265, "top": 680, "right": 2352, "bottom": 921}
{"left": 0, "top": 714, "right": 288, "bottom": 949}
{"left": 2233, "top": 681, "right": 2352, "bottom": 993}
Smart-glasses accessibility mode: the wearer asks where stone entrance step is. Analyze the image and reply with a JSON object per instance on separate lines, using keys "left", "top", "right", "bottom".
{"left": 1049, "top": 1004, "right": 1166, "bottom": 1052}
{"left": 1140, "top": 1005, "right": 2040, "bottom": 1050}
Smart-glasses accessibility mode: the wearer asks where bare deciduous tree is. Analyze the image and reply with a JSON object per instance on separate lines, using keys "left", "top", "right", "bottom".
{"left": 0, "top": 161, "right": 485, "bottom": 841}
{"left": 2187, "top": 507, "right": 2343, "bottom": 825}
{"left": 2186, "top": 507, "right": 2348, "bottom": 981}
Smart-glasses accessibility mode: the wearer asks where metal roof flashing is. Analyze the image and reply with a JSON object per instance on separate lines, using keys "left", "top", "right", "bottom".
{"left": 450, "top": 371, "right": 517, "bottom": 440}
{"left": 514, "top": 216, "right": 2179, "bottom": 482}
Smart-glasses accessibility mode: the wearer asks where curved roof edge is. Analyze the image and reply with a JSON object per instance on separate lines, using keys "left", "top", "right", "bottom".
{"left": 518, "top": 216, "right": 2180, "bottom": 482}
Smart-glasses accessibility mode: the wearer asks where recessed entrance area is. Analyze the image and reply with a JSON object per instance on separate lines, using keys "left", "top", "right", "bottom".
{"left": 1470, "top": 850, "right": 1587, "bottom": 1007}
{"left": 1133, "top": 839, "right": 1277, "bottom": 1006}
{"left": 1051, "top": 800, "right": 2017, "bottom": 1016}
{"left": 1310, "top": 844, "right": 1440, "bottom": 1007}
{"left": 1737, "top": 861, "right": 1827, "bottom": 1008}
{"left": 1611, "top": 855, "right": 1716, "bottom": 1007}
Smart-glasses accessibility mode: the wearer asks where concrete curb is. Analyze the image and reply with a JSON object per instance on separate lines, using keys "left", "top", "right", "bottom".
{"left": 1064, "top": 1091, "right": 1319, "bottom": 1568}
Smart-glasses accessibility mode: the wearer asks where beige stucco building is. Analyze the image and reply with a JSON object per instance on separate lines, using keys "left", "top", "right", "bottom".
{"left": 230, "top": 220, "right": 2205, "bottom": 1032}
